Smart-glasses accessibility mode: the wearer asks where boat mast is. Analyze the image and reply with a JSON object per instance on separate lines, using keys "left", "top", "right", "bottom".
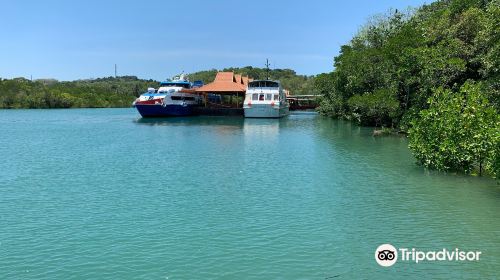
{"left": 265, "top": 59, "right": 270, "bottom": 80}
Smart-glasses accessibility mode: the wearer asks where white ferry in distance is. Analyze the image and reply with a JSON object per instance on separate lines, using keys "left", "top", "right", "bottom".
{"left": 243, "top": 80, "right": 290, "bottom": 118}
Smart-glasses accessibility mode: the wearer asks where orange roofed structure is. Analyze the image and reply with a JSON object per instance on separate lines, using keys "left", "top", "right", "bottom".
{"left": 195, "top": 72, "right": 252, "bottom": 94}
{"left": 195, "top": 71, "right": 253, "bottom": 109}
{"left": 242, "top": 76, "right": 250, "bottom": 86}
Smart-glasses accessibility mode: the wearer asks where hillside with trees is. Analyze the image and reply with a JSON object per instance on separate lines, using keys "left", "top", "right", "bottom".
{"left": 315, "top": 0, "right": 499, "bottom": 176}
{"left": 0, "top": 67, "right": 316, "bottom": 109}
{"left": 0, "top": 76, "right": 156, "bottom": 109}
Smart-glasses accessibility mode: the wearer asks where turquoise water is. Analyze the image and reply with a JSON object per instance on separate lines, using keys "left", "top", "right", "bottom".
{"left": 0, "top": 108, "right": 498, "bottom": 279}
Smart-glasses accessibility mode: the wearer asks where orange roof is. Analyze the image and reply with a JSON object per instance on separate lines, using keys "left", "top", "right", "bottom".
{"left": 195, "top": 71, "right": 249, "bottom": 93}
{"left": 215, "top": 72, "right": 234, "bottom": 82}
{"left": 242, "top": 76, "right": 249, "bottom": 86}
{"left": 234, "top": 74, "right": 242, "bottom": 84}
{"left": 196, "top": 82, "right": 245, "bottom": 92}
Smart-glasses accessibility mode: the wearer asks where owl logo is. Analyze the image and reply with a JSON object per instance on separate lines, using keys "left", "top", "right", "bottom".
{"left": 378, "top": 250, "right": 396, "bottom": 261}
{"left": 375, "top": 244, "right": 398, "bottom": 267}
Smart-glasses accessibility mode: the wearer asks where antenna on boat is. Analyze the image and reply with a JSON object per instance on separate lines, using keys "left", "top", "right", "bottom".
{"left": 265, "top": 58, "right": 270, "bottom": 80}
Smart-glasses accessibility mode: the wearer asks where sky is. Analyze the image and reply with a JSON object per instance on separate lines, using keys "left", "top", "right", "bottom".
{"left": 0, "top": 0, "right": 431, "bottom": 81}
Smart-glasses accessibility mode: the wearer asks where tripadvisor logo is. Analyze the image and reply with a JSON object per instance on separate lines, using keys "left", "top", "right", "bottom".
{"left": 375, "top": 244, "right": 482, "bottom": 267}
{"left": 375, "top": 244, "right": 398, "bottom": 267}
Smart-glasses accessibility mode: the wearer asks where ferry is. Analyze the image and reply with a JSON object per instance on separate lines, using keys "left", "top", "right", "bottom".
{"left": 243, "top": 80, "right": 289, "bottom": 118}
{"left": 133, "top": 74, "right": 203, "bottom": 117}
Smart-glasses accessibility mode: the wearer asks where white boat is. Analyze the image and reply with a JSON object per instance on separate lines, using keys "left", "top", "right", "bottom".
{"left": 133, "top": 73, "right": 204, "bottom": 117}
{"left": 243, "top": 80, "right": 289, "bottom": 118}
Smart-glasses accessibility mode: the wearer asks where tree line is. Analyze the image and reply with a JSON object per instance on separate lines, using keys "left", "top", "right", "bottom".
{"left": 0, "top": 76, "right": 156, "bottom": 109}
{"left": 315, "top": 0, "right": 499, "bottom": 177}
{"left": 0, "top": 67, "right": 316, "bottom": 109}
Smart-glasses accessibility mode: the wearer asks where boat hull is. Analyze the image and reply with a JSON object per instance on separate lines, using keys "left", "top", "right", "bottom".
{"left": 135, "top": 104, "right": 197, "bottom": 117}
{"left": 244, "top": 104, "right": 289, "bottom": 118}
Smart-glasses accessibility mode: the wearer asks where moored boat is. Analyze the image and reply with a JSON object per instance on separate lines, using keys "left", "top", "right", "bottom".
{"left": 243, "top": 80, "right": 289, "bottom": 118}
{"left": 133, "top": 74, "right": 203, "bottom": 117}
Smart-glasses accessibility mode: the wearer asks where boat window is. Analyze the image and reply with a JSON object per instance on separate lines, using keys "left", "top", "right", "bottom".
{"left": 252, "top": 94, "right": 258, "bottom": 101}
{"left": 249, "top": 81, "right": 259, "bottom": 88}
{"left": 259, "top": 94, "right": 265, "bottom": 101}
{"left": 248, "top": 81, "right": 279, "bottom": 88}
{"left": 264, "top": 81, "right": 278, "bottom": 87}
{"left": 274, "top": 94, "right": 279, "bottom": 100}
{"left": 171, "top": 96, "right": 195, "bottom": 101}
{"left": 161, "top": 82, "right": 190, "bottom": 88}
{"left": 266, "top": 94, "right": 272, "bottom": 100}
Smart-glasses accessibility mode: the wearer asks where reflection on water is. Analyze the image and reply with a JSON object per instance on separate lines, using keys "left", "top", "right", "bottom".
{"left": 134, "top": 116, "right": 244, "bottom": 127}
{"left": 133, "top": 112, "right": 321, "bottom": 142}
{"left": 133, "top": 111, "right": 318, "bottom": 127}
{"left": 243, "top": 118, "right": 281, "bottom": 138}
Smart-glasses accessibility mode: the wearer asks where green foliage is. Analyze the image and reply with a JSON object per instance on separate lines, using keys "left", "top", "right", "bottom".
{"left": 314, "top": 72, "right": 347, "bottom": 117}
{"left": 316, "top": 0, "right": 499, "bottom": 117}
{"left": 409, "top": 82, "right": 499, "bottom": 176}
{"left": 188, "top": 69, "right": 219, "bottom": 84}
{"left": 347, "top": 89, "right": 401, "bottom": 126}
{"left": 0, "top": 76, "right": 157, "bottom": 109}
{"left": 316, "top": 0, "right": 499, "bottom": 176}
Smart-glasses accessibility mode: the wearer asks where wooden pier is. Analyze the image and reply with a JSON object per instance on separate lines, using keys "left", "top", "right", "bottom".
{"left": 287, "top": 95, "right": 321, "bottom": 110}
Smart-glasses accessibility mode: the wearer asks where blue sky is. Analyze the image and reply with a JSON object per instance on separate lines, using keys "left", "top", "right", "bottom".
{"left": 0, "top": 0, "right": 430, "bottom": 81}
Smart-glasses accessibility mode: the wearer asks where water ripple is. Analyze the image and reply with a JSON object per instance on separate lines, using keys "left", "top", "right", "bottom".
{"left": 0, "top": 109, "right": 498, "bottom": 279}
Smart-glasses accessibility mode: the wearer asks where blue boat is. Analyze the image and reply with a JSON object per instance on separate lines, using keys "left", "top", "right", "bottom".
{"left": 133, "top": 74, "right": 204, "bottom": 117}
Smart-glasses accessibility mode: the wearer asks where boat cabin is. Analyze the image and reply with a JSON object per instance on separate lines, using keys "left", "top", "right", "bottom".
{"left": 247, "top": 80, "right": 283, "bottom": 102}
{"left": 248, "top": 80, "right": 279, "bottom": 88}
